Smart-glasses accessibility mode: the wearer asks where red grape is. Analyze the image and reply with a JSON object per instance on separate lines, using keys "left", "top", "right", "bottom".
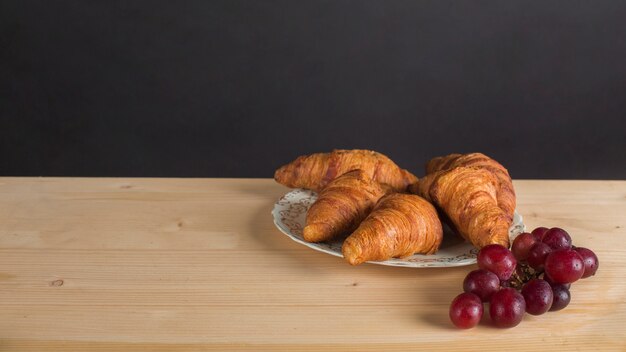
{"left": 542, "top": 227, "right": 572, "bottom": 251}
{"left": 449, "top": 226, "right": 597, "bottom": 328}
{"left": 527, "top": 242, "right": 552, "bottom": 271}
{"left": 477, "top": 244, "right": 517, "bottom": 281}
{"left": 544, "top": 249, "right": 584, "bottom": 284}
{"left": 489, "top": 288, "right": 526, "bottom": 328}
{"left": 521, "top": 279, "right": 553, "bottom": 315}
{"left": 449, "top": 292, "right": 483, "bottom": 329}
{"left": 531, "top": 227, "right": 549, "bottom": 241}
{"left": 574, "top": 247, "right": 599, "bottom": 278}
{"left": 511, "top": 232, "right": 538, "bottom": 261}
{"left": 463, "top": 269, "right": 500, "bottom": 302}
{"left": 549, "top": 284, "right": 571, "bottom": 311}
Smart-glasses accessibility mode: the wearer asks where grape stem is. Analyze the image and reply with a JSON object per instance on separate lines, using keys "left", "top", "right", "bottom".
{"left": 506, "top": 263, "right": 542, "bottom": 289}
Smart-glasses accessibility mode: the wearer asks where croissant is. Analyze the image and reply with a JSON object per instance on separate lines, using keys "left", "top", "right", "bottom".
{"left": 303, "top": 169, "right": 388, "bottom": 243}
{"left": 414, "top": 166, "right": 511, "bottom": 248}
{"left": 274, "top": 149, "right": 418, "bottom": 192}
{"left": 425, "top": 153, "right": 516, "bottom": 218}
{"left": 341, "top": 193, "right": 443, "bottom": 265}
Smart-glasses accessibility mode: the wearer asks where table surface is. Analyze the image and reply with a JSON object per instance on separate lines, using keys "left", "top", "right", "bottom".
{"left": 0, "top": 178, "right": 624, "bottom": 351}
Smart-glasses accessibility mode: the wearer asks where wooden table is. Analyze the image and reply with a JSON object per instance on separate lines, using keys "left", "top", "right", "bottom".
{"left": 0, "top": 178, "right": 624, "bottom": 351}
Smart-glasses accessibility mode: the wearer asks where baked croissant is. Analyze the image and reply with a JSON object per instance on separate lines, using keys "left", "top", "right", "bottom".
{"left": 274, "top": 149, "right": 418, "bottom": 192}
{"left": 414, "top": 166, "right": 511, "bottom": 248}
{"left": 425, "top": 152, "right": 516, "bottom": 218}
{"left": 303, "top": 169, "right": 388, "bottom": 243}
{"left": 341, "top": 193, "right": 443, "bottom": 265}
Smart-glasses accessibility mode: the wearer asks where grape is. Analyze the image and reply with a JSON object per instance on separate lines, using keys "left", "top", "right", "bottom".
{"left": 489, "top": 288, "right": 526, "bottom": 328}
{"left": 449, "top": 292, "right": 483, "bottom": 329}
{"left": 543, "top": 274, "right": 571, "bottom": 289}
{"left": 477, "top": 244, "right": 517, "bottom": 281}
{"left": 511, "top": 232, "right": 538, "bottom": 261}
{"left": 549, "top": 284, "right": 571, "bottom": 311}
{"left": 542, "top": 228, "right": 572, "bottom": 251}
{"left": 521, "top": 279, "right": 553, "bottom": 315}
{"left": 544, "top": 249, "right": 584, "bottom": 284}
{"left": 463, "top": 269, "right": 500, "bottom": 302}
{"left": 527, "top": 242, "right": 552, "bottom": 271}
{"left": 574, "top": 247, "right": 599, "bottom": 278}
{"left": 531, "top": 227, "right": 549, "bottom": 241}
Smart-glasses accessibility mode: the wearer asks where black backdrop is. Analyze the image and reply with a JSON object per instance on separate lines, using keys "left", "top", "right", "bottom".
{"left": 1, "top": 1, "right": 625, "bottom": 179}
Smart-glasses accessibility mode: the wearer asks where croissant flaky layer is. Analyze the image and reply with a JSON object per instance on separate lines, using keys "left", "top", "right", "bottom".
{"left": 414, "top": 166, "right": 511, "bottom": 248}
{"left": 341, "top": 193, "right": 443, "bottom": 265}
{"left": 274, "top": 149, "right": 418, "bottom": 192}
{"left": 303, "top": 170, "right": 388, "bottom": 243}
{"left": 425, "top": 152, "right": 516, "bottom": 218}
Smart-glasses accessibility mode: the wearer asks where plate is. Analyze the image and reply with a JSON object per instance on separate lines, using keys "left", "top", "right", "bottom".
{"left": 272, "top": 189, "right": 525, "bottom": 268}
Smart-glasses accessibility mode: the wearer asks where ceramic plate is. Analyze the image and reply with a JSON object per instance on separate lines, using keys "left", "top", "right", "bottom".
{"left": 272, "top": 189, "right": 525, "bottom": 268}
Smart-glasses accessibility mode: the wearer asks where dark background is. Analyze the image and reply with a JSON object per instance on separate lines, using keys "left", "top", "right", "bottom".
{"left": 1, "top": 1, "right": 625, "bottom": 179}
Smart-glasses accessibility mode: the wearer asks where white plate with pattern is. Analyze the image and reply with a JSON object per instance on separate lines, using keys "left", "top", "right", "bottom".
{"left": 272, "top": 189, "right": 525, "bottom": 268}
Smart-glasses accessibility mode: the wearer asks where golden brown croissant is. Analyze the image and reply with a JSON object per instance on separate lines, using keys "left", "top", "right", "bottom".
{"left": 425, "top": 153, "right": 516, "bottom": 217}
{"left": 414, "top": 166, "right": 511, "bottom": 248}
{"left": 274, "top": 149, "right": 418, "bottom": 192}
{"left": 303, "top": 169, "right": 388, "bottom": 243}
{"left": 341, "top": 193, "right": 443, "bottom": 265}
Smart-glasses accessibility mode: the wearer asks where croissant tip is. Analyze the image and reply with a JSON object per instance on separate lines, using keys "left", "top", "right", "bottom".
{"left": 345, "top": 256, "right": 363, "bottom": 266}
{"left": 303, "top": 224, "right": 324, "bottom": 243}
{"left": 273, "top": 170, "right": 283, "bottom": 184}
{"left": 341, "top": 243, "right": 364, "bottom": 265}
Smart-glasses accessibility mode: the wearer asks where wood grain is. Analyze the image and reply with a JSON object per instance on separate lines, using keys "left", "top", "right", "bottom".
{"left": 0, "top": 178, "right": 625, "bottom": 351}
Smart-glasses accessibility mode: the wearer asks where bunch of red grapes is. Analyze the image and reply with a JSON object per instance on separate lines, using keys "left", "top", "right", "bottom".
{"left": 449, "top": 227, "right": 599, "bottom": 329}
